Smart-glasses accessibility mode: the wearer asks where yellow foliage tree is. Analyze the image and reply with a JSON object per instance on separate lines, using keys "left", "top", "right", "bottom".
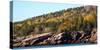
{"left": 84, "top": 14, "right": 95, "bottom": 23}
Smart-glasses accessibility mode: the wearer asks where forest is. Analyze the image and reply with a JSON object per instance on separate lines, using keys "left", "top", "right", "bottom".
{"left": 11, "top": 5, "right": 97, "bottom": 48}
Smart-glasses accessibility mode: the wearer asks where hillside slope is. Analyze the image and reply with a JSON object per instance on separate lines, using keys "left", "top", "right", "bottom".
{"left": 11, "top": 5, "right": 97, "bottom": 47}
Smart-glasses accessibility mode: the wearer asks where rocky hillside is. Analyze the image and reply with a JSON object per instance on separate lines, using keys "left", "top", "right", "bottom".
{"left": 11, "top": 5, "right": 97, "bottom": 48}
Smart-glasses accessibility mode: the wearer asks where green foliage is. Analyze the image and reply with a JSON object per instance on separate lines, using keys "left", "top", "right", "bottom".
{"left": 13, "top": 5, "right": 97, "bottom": 37}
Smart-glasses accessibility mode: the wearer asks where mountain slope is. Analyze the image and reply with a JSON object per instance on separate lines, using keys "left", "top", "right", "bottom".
{"left": 13, "top": 5, "right": 97, "bottom": 36}
{"left": 11, "top": 5, "right": 97, "bottom": 47}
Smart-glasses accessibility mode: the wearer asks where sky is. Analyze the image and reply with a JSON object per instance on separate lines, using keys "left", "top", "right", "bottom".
{"left": 12, "top": 1, "right": 83, "bottom": 22}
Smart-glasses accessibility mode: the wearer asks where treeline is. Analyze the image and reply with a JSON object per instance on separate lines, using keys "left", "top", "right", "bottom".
{"left": 12, "top": 5, "right": 97, "bottom": 38}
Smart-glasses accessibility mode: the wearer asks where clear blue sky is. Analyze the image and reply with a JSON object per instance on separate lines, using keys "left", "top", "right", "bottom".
{"left": 13, "top": 1, "right": 83, "bottom": 22}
